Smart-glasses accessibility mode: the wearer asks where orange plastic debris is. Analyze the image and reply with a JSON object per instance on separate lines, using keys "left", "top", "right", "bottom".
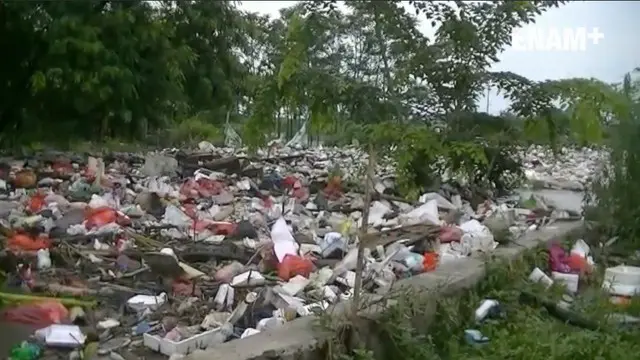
{"left": 27, "top": 192, "right": 46, "bottom": 214}
{"left": 85, "top": 207, "right": 130, "bottom": 229}
{"left": 277, "top": 254, "right": 314, "bottom": 281}
{"left": 8, "top": 233, "right": 51, "bottom": 252}
{"left": 567, "top": 254, "right": 590, "bottom": 274}
{"left": 2, "top": 301, "right": 69, "bottom": 326}
{"left": 423, "top": 252, "right": 439, "bottom": 272}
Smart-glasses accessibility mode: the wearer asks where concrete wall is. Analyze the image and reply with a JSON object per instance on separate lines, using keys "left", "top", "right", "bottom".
{"left": 188, "top": 221, "right": 584, "bottom": 360}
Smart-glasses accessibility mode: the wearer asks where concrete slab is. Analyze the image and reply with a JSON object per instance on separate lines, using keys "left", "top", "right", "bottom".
{"left": 187, "top": 221, "right": 584, "bottom": 360}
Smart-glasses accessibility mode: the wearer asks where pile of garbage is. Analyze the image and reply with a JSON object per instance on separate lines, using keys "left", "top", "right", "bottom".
{"left": 465, "top": 238, "right": 640, "bottom": 346}
{"left": 521, "top": 145, "right": 606, "bottom": 191}
{"left": 0, "top": 143, "right": 579, "bottom": 359}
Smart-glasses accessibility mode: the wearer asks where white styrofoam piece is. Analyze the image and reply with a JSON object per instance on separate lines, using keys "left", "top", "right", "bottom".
{"left": 552, "top": 271, "right": 579, "bottom": 293}
{"left": 143, "top": 327, "right": 224, "bottom": 356}
{"left": 603, "top": 265, "right": 640, "bottom": 296}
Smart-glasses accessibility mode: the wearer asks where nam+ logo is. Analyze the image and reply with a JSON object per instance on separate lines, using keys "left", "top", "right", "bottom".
{"left": 512, "top": 27, "right": 604, "bottom": 52}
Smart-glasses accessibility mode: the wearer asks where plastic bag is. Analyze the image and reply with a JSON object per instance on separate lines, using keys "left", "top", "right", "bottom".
{"left": 85, "top": 207, "right": 117, "bottom": 229}
{"left": 27, "top": 193, "right": 46, "bottom": 214}
{"left": 278, "top": 254, "right": 313, "bottom": 281}
{"left": 2, "top": 301, "right": 69, "bottom": 326}
{"left": 423, "top": 252, "right": 439, "bottom": 272}
{"left": 548, "top": 242, "right": 572, "bottom": 273}
{"left": 8, "top": 234, "right": 51, "bottom": 252}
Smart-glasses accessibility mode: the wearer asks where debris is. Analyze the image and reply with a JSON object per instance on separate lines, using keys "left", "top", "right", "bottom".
{"left": 528, "top": 267, "right": 554, "bottom": 288}
{"left": 0, "top": 143, "right": 577, "bottom": 358}
{"left": 602, "top": 265, "right": 640, "bottom": 296}
{"left": 464, "top": 329, "right": 489, "bottom": 346}
{"left": 474, "top": 299, "right": 502, "bottom": 323}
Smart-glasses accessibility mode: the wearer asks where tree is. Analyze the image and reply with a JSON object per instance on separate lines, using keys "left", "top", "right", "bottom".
{"left": 0, "top": 0, "right": 622, "bottom": 197}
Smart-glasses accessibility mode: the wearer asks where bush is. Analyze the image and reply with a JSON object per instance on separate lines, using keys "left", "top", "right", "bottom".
{"left": 584, "top": 72, "right": 640, "bottom": 251}
{"left": 165, "top": 115, "right": 223, "bottom": 147}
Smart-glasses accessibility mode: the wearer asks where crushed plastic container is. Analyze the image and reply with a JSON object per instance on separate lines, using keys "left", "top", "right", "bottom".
{"left": 35, "top": 324, "right": 85, "bottom": 348}
{"left": 127, "top": 293, "right": 167, "bottom": 312}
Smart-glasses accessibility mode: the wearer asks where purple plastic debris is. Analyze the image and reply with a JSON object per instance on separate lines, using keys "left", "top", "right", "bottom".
{"left": 548, "top": 241, "right": 572, "bottom": 273}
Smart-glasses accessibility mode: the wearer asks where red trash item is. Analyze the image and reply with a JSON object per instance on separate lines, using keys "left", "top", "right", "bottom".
{"left": 8, "top": 233, "right": 51, "bottom": 252}
{"left": 180, "top": 178, "right": 225, "bottom": 199}
{"left": 182, "top": 203, "right": 197, "bottom": 218}
{"left": 261, "top": 195, "right": 273, "bottom": 209}
{"left": 567, "top": 254, "right": 590, "bottom": 274}
{"left": 180, "top": 179, "right": 200, "bottom": 199}
{"left": 85, "top": 207, "right": 117, "bottom": 229}
{"left": 212, "top": 222, "right": 237, "bottom": 236}
{"left": 196, "top": 178, "right": 224, "bottom": 197}
{"left": 439, "top": 226, "right": 462, "bottom": 243}
{"left": 2, "top": 301, "right": 69, "bottom": 326}
{"left": 292, "top": 187, "right": 309, "bottom": 202}
{"left": 278, "top": 254, "right": 314, "bottom": 281}
{"left": 52, "top": 161, "right": 73, "bottom": 177}
{"left": 423, "top": 252, "right": 439, "bottom": 272}
{"left": 85, "top": 207, "right": 130, "bottom": 229}
{"left": 548, "top": 241, "right": 572, "bottom": 273}
{"left": 27, "top": 193, "right": 46, "bottom": 214}
{"left": 172, "top": 279, "right": 202, "bottom": 297}
{"left": 282, "top": 176, "right": 298, "bottom": 189}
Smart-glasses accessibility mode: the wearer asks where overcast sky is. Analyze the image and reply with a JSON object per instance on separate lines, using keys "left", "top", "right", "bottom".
{"left": 238, "top": 1, "right": 639, "bottom": 113}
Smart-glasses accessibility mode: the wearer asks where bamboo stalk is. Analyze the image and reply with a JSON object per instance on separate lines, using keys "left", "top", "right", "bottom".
{"left": 0, "top": 292, "right": 97, "bottom": 308}
{"left": 352, "top": 145, "right": 375, "bottom": 314}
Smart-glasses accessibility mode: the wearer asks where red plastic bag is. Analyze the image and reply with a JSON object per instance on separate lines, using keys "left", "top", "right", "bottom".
{"left": 85, "top": 207, "right": 117, "bottom": 229}
{"left": 2, "top": 301, "right": 69, "bottom": 326}
{"left": 27, "top": 193, "right": 46, "bottom": 214}
{"left": 423, "top": 252, "right": 439, "bottom": 272}
{"left": 278, "top": 254, "right": 314, "bottom": 281}
{"left": 567, "top": 254, "right": 590, "bottom": 274}
{"left": 85, "top": 207, "right": 130, "bottom": 229}
{"left": 180, "top": 178, "right": 225, "bottom": 199}
{"left": 196, "top": 178, "right": 224, "bottom": 197}
{"left": 8, "top": 233, "right": 51, "bottom": 252}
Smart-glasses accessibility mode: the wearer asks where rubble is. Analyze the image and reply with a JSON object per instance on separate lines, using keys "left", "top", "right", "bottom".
{"left": 521, "top": 145, "right": 606, "bottom": 191}
{"left": 0, "top": 143, "right": 581, "bottom": 358}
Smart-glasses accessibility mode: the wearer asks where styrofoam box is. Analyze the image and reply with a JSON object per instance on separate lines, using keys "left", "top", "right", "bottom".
{"left": 551, "top": 271, "right": 579, "bottom": 293}
{"left": 143, "top": 327, "right": 225, "bottom": 356}
{"left": 603, "top": 265, "right": 640, "bottom": 296}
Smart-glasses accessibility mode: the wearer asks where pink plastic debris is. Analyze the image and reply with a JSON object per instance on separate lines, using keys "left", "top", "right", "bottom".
{"left": 548, "top": 241, "right": 572, "bottom": 273}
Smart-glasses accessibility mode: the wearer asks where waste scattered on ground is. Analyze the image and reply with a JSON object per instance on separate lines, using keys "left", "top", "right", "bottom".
{"left": 460, "top": 237, "right": 640, "bottom": 355}
{"left": 0, "top": 143, "right": 581, "bottom": 358}
{"left": 522, "top": 145, "right": 605, "bottom": 191}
